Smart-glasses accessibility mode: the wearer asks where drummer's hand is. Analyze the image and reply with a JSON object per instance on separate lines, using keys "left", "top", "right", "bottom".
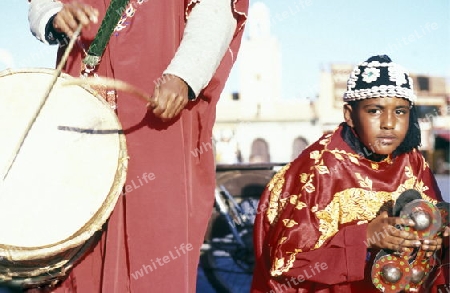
{"left": 53, "top": 2, "right": 99, "bottom": 37}
{"left": 148, "top": 74, "right": 189, "bottom": 121}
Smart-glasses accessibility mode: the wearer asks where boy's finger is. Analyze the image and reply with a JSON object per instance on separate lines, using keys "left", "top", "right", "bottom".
{"left": 444, "top": 226, "right": 450, "bottom": 237}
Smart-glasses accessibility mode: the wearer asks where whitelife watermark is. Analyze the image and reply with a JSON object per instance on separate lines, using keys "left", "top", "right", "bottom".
{"left": 267, "top": 262, "right": 328, "bottom": 293}
{"left": 190, "top": 120, "right": 256, "bottom": 158}
{"left": 382, "top": 22, "right": 440, "bottom": 54}
{"left": 270, "top": 0, "right": 314, "bottom": 27}
{"left": 131, "top": 243, "right": 193, "bottom": 280}
{"left": 124, "top": 172, "right": 156, "bottom": 194}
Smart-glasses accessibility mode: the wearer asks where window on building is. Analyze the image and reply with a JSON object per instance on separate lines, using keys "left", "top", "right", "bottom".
{"left": 292, "top": 137, "right": 309, "bottom": 160}
{"left": 417, "top": 76, "right": 430, "bottom": 91}
{"left": 416, "top": 105, "right": 440, "bottom": 119}
{"left": 250, "top": 138, "right": 270, "bottom": 163}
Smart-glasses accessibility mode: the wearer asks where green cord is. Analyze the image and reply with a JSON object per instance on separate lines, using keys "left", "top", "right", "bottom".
{"left": 83, "top": 0, "right": 131, "bottom": 67}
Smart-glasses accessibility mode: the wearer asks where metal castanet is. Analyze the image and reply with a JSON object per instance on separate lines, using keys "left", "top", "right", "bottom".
{"left": 371, "top": 199, "right": 445, "bottom": 293}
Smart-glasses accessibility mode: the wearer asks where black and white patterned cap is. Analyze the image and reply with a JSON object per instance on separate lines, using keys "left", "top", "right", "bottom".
{"left": 343, "top": 55, "right": 416, "bottom": 104}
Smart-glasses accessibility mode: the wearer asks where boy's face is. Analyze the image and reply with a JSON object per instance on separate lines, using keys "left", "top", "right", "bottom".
{"left": 344, "top": 97, "right": 411, "bottom": 155}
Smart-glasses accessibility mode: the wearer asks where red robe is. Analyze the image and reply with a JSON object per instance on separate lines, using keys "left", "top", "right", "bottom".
{"left": 46, "top": 1, "right": 248, "bottom": 292}
{"left": 251, "top": 123, "right": 447, "bottom": 293}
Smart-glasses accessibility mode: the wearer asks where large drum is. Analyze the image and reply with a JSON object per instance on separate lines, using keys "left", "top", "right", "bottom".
{"left": 0, "top": 68, "right": 128, "bottom": 288}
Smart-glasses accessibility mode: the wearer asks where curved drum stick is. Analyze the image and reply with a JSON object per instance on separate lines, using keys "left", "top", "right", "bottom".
{"left": 61, "top": 76, "right": 156, "bottom": 107}
{"left": 2, "top": 24, "right": 83, "bottom": 181}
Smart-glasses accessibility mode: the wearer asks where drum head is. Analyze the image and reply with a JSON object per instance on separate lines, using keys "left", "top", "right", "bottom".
{"left": 0, "top": 69, "right": 127, "bottom": 251}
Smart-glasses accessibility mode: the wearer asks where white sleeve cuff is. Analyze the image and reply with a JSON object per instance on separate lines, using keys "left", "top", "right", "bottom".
{"left": 163, "top": 0, "right": 237, "bottom": 98}
{"left": 28, "top": 0, "right": 63, "bottom": 44}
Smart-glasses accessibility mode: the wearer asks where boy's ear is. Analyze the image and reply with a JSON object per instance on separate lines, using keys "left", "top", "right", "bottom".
{"left": 343, "top": 104, "right": 355, "bottom": 128}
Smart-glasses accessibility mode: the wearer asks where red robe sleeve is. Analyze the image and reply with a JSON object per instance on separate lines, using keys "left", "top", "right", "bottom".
{"left": 258, "top": 157, "right": 369, "bottom": 286}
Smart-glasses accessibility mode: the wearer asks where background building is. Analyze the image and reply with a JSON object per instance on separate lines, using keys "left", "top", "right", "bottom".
{"left": 214, "top": 3, "right": 321, "bottom": 164}
{"left": 214, "top": 2, "right": 450, "bottom": 175}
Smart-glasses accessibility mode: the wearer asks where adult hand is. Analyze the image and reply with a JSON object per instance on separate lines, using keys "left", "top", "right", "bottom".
{"left": 148, "top": 74, "right": 189, "bottom": 121}
{"left": 53, "top": 1, "right": 99, "bottom": 37}
{"left": 366, "top": 211, "right": 421, "bottom": 251}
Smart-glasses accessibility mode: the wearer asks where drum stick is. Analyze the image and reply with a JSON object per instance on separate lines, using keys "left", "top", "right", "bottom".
{"left": 61, "top": 77, "right": 156, "bottom": 108}
{"left": 2, "top": 24, "right": 83, "bottom": 181}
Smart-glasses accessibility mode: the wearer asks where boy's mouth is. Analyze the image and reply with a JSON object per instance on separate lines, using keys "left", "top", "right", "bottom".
{"left": 376, "top": 134, "right": 397, "bottom": 145}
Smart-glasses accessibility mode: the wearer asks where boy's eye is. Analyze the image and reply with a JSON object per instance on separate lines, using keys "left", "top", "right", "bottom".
{"left": 367, "top": 108, "right": 381, "bottom": 114}
{"left": 395, "top": 109, "right": 408, "bottom": 115}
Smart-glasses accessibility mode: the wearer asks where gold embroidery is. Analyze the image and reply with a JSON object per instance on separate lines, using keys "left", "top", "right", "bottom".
{"left": 282, "top": 219, "right": 298, "bottom": 228}
{"left": 266, "top": 164, "right": 290, "bottom": 224}
{"left": 295, "top": 201, "right": 307, "bottom": 210}
{"left": 313, "top": 175, "right": 438, "bottom": 252}
{"left": 274, "top": 257, "right": 285, "bottom": 271}
{"left": 385, "top": 156, "right": 393, "bottom": 164}
{"left": 303, "top": 174, "right": 315, "bottom": 193}
{"left": 315, "top": 197, "right": 339, "bottom": 248}
{"left": 315, "top": 165, "right": 329, "bottom": 175}
{"left": 422, "top": 155, "right": 430, "bottom": 170}
{"left": 355, "top": 173, "right": 373, "bottom": 189}
{"left": 348, "top": 155, "right": 360, "bottom": 165}
{"left": 278, "top": 197, "right": 289, "bottom": 210}
{"left": 334, "top": 153, "right": 345, "bottom": 161}
{"left": 405, "top": 166, "right": 414, "bottom": 178}
{"left": 288, "top": 192, "right": 307, "bottom": 208}
{"left": 304, "top": 182, "right": 315, "bottom": 193}
{"left": 289, "top": 195, "right": 298, "bottom": 204}
{"left": 371, "top": 162, "right": 379, "bottom": 170}
{"left": 271, "top": 253, "right": 297, "bottom": 276}
{"left": 300, "top": 173, "right": 309, "bottom": 183}
{"left": 319, "top": 136, "right": 331, "bottom": 145}
{"left": 310, "top": 150, "right": 321, "bottom": 164}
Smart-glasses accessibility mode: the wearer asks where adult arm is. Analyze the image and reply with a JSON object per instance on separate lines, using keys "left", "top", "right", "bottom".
{"left": 151, "top": 0, "right": 238, "bottom": 119}
{"left": 29, "top": 0, "right": 240, "bottom": 119}
{"left": 29, "top": 0, "right": 237, "bottom": 83}
{"left": 28, "top": 0, "right": 64, "bottom": 44}
{"left": 164, "top": 0, "right": 237, "bottom": 98}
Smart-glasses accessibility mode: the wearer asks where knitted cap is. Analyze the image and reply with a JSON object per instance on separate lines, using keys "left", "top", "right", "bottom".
{"left": 343, "top": 55, "right": 416, "bottom": 104}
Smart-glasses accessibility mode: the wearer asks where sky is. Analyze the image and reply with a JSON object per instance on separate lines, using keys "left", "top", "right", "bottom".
{"left": 0, "top": 0, "right": 449, "bottom": 100}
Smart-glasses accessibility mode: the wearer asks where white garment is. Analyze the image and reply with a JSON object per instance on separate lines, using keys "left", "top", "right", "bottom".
{"left": 28, "top": 0, "right": 63, "bottom": 43}
{"left": 28, "top": 0, "right": 237, "bottom": 97}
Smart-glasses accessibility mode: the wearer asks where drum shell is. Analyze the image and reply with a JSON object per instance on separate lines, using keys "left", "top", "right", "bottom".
{"left": 0, "top": 68, "right": 128, "bottom": 288}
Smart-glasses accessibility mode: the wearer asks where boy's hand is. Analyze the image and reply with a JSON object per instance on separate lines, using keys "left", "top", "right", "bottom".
{"left": 53, "top": 1, "right": 99, "bottom": 37}
{"left": 367, "top": 211, "right": 421, "bottom": 251}
{"left": 423, "top": 226, "right": 450, "bottom": 257}
{"left": 422, "top": 238, "right": 441, "bottom": 258}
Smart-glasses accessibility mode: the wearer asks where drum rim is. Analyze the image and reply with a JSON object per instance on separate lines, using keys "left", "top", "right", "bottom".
{"left": 0, "top": 68, "right": 128, "bottom": 262}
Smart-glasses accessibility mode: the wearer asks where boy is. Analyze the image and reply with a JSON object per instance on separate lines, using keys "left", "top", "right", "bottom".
{"left": 251, "top": 55, "right": 449, "bottom": 292}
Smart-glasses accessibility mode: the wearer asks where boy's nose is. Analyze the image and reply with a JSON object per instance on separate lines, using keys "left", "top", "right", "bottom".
{"left": 380, "top": 112, "right": 395, "bottom": 129}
